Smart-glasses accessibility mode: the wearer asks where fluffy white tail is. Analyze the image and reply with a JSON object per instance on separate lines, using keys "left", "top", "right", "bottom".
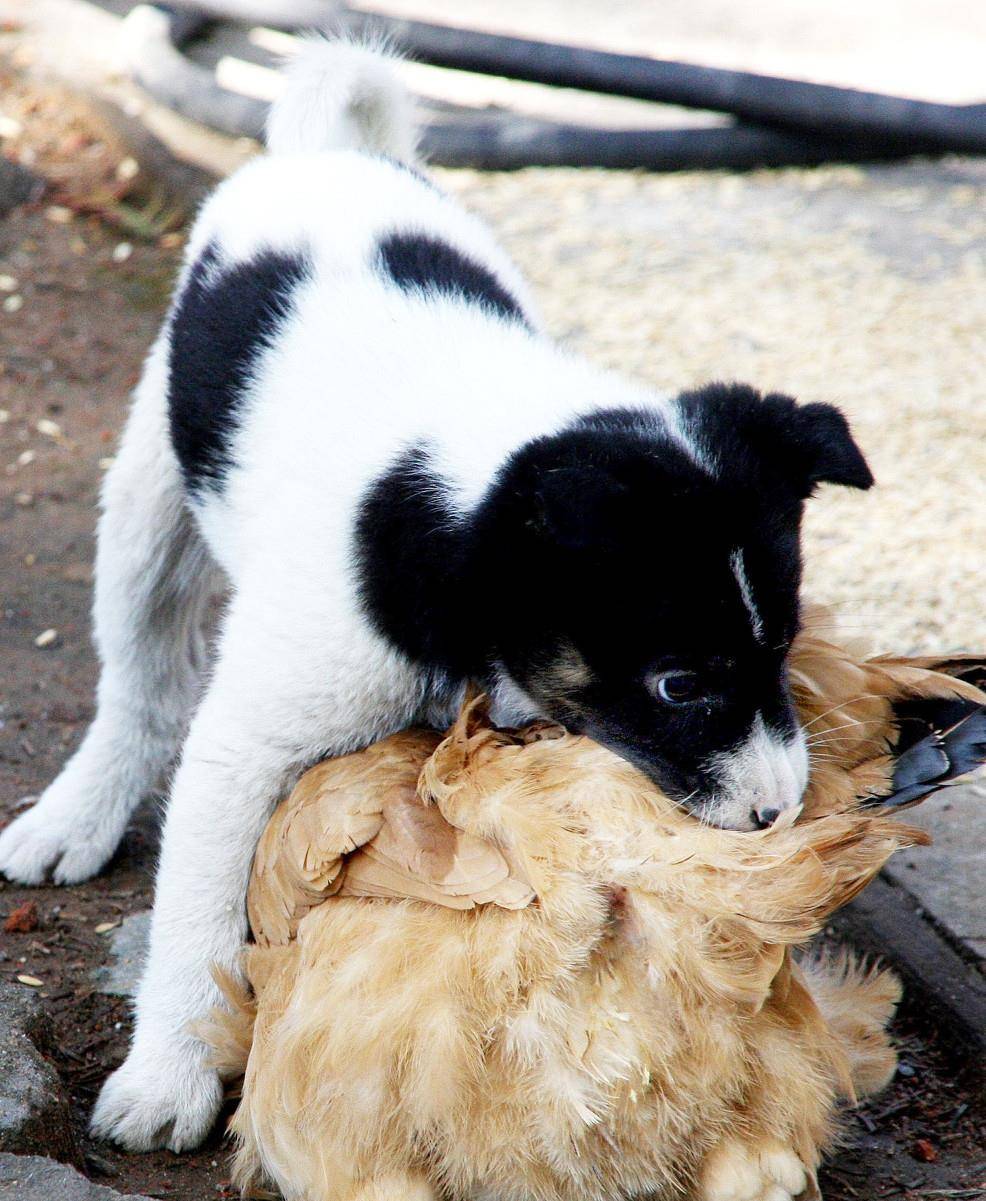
{"left": 266, "top": 38, "right": 416, "bottom": 162}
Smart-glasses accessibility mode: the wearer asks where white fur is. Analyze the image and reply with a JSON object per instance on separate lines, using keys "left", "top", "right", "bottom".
{"left": 0, "top": 42, "right": 805, "bottom": 1152}
{"left": 265, "top": 37, "right": 417, "bottom": 162}
{"left": 730, "top": 547, "right": 766, "bottom": 646}
{"left": 705, "top": 715, "right": 809, "bottom": 831}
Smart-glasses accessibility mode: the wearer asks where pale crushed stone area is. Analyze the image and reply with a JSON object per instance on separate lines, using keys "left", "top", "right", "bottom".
{"left": 440, "top": 159, "right": 986, "bottom": 657}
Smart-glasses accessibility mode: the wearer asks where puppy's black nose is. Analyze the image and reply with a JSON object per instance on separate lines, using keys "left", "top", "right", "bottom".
{"left": 752, "top": 806, "right": 781, "bottom": 829}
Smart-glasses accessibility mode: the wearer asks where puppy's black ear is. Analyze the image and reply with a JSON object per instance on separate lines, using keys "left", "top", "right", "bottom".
{"left": 680, "top": 384, "right": 874, "bottom": 500}
{"left": 533, "top": 466, "right": 627, "bottom": 551}
{"left": 769, "top": 397, "right": 875, "bottom": 495}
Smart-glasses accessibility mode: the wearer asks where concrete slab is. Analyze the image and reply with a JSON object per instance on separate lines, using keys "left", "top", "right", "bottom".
{"left": 884, "top": 779, "right": 986, "bottom": 966}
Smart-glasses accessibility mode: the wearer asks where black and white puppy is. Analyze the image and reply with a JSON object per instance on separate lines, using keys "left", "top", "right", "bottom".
{"left": 0, "top": 40, "right": 873, "bottom": 1151}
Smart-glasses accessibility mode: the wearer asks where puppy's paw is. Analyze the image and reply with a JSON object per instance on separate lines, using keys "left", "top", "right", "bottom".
{"left": 0, "top": 795, "right": 120, "bottom": 885}
{"left": 699, "top": 1137, "right": 815, "bottom": 1201}
{"left": 91, "top": 1042, "right": 223, "bottom": 1152}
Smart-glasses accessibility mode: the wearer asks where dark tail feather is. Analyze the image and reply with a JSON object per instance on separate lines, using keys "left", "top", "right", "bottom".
{"left": 876, "top": 697, "right": 986, "bottom": 809}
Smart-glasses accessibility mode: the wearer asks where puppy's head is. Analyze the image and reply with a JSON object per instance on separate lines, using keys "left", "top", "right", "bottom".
{"left": 477, "top": 383, "right": 873, "bottom": 831}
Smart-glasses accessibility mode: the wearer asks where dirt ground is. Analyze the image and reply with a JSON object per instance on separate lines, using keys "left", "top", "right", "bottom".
{"left": 2, "top": 72, "right": 986, "bottom": 1201}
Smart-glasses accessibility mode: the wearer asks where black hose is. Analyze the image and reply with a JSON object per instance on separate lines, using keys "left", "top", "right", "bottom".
{"left": 426, "top": 115, "right": 903, "bottom": 171}
{"left": 125, "top": 4, "right": 975, "bottom": 170}
{"left": 343, "top": 12, "right": 986, "bottom": 156}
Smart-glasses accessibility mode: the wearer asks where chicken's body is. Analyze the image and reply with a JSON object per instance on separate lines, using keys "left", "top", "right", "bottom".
{"left": 204, "top": 619, "right": 985, "bottom": 1201}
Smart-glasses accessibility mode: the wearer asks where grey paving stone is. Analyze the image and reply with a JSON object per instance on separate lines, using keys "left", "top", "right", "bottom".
{"left": 92, "top": 910, "right": 151, "bottom": 999}
{"left": 0, "top": 984, "right": 79, "bottom": 1164}
{"left": 0, "top": 1154, "right": 151, "bottom": 1200}
{"left": 883, "top": 778, "right": 986, "bottom": 962}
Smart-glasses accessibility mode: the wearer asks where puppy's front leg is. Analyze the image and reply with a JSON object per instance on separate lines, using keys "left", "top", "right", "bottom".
{"left": 89, "top": 720, "right": 276, "bottom": 1148}
{"left": 90, "top": 651, "right": 334, "bottom": 1152}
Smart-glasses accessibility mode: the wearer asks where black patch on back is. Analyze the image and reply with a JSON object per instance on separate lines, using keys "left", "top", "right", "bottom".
{"left": 376, "top": 232, "right": 529, "bottom": 326}
{"left": 168, "top": 241, "right": 312, "bottom": 493}
{"left": 354, "top": 445, "right": 477, "bottom": 678}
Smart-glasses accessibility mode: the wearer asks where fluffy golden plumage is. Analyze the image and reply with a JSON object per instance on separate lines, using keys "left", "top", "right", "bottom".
{"left": 203, "top": 617, "right": 985, "bottom": 1201}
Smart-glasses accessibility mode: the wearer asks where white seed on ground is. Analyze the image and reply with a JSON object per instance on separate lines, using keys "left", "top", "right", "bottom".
{"left": 34, "top": 628, "right": 58, "bottom": 648}
{"left": 36, "top": 417, "right": 61, "bottom": 437}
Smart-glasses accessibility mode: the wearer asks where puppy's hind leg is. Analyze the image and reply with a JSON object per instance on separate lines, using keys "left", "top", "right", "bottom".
{"left": 0, "top": 335, "right": 219, "bottom": 885}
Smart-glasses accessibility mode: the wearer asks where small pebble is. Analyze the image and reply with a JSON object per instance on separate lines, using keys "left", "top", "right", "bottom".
{"left": 911, "top": 1138, "right": 938, "bottom": 1164}
{"left": 4, "top": 901, "right": 39, "bottom": 934}
{"left": 34, "top": 628, "right": 59, "bottom": 649}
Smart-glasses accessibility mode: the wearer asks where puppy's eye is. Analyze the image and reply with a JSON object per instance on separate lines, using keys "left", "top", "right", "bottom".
{"left": 653, "top": 671, "right": 703, "bottom": 706}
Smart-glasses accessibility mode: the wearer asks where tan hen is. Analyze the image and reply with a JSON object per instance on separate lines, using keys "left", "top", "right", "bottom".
{"left": 203, "top": 616, "right": 985, "bottom": 1201}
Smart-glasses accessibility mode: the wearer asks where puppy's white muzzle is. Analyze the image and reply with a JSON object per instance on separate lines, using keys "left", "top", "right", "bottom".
{"left": 703, "top": 717, "right": 809, "bottom": 831}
